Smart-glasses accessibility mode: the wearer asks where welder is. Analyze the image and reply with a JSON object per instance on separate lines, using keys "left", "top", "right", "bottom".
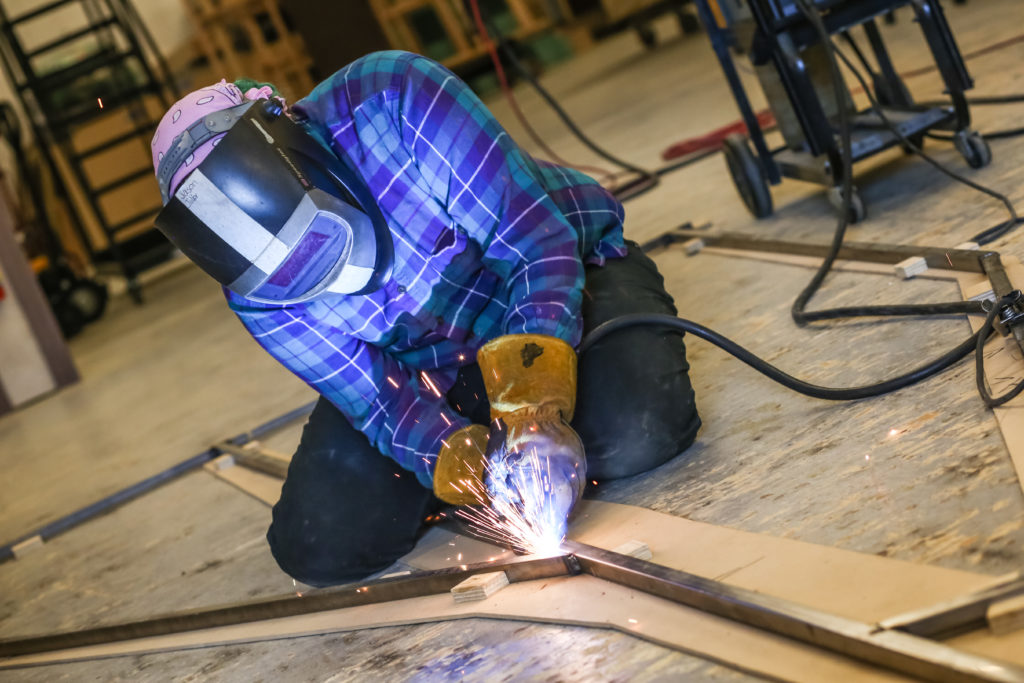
{"left": 150, "top": 50, "right": 700, "bottom": 586}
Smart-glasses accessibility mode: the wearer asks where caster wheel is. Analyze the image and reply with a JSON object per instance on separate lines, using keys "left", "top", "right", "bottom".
{"left": 954, "top": 131, "right": 992, "bottom": 169}
{"left": 678, "top": 12, "right": 701, "bottom": 34}
{"left": 67, "top": 279, "right": 108, "bottom": 323}
{"left": 722, "top": 134, "right": 773, "bottom": 218}
{"left": 637, "top": 25, "right": 657, "bottom": 49}
{"left": 827, "top": 185, "right": 866, "bottom": 224}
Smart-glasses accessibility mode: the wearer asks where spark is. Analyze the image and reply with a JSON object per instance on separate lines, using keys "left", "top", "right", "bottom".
{"left": 946, "top": 252, "right": 954, "bottom": 268}
{"left": 865, "top": 455, "right": 871, "bottom": 461}
{"left": 888, "top": 428, "right": 899, "bottom": 437}
{"left": 97, "top": 97, "right": 104, "bottom": 108}
{"left": 457, "top": 553, "right": 463, "bottom": 561}
{"left": 455, "top": 444, "right": 569, "bottom": 557}
{"left": 458, "top": 353, "right": 466, "bottom": 362}
{"left": 386, "top": 376, "right": 399, "bottom": 389}
{"left": 628, "top": 618, "right": 638, "bottom": 624}
{"left": 440, "top": 413, "right": 452, "bottom": 426}
{"left": 420, "top": 371, "right": 442, "bottom": 398}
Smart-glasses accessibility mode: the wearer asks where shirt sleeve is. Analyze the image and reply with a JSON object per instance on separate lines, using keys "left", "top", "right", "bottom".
{"left": 395, "top": 54, "right": 587, "bottom": 346}
{"left": 226, "top": 292, "right": 469, "bottom": 488}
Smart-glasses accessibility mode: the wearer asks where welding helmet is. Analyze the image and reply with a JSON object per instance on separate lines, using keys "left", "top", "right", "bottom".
{"left": 153, "top": 92, "right": 393, "bottom": 303}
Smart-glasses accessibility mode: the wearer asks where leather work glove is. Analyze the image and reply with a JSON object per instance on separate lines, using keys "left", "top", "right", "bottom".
{"left": 477, "top": 334, "right": 586, "bottom": 537}
{"left": 433, "top": 423, "right": 490, "bottom": 506}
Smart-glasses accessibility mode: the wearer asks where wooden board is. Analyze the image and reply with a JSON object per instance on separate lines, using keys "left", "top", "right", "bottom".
{"left": 5, "top": 499, "right": 1024, "bottom": 680}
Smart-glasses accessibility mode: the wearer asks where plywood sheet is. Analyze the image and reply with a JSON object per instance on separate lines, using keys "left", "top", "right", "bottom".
{"left": 6, "top": 498, "right": 1024, "bottom": 679}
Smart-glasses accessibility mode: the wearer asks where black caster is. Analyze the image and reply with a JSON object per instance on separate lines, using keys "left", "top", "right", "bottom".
{"left": 677, "top": 12, "right": 701, "bottom": 35}
{"left": 722, "top": 134, "right": 773, "bottom": 218}
{"left": 827, "top": 185, "right": 866, "bottom": 224}
{"left": 953, "top": 131, "right": 992, "bottom": 169}
{"left": 636, "top": 25, "right": 657, "bottom": 49}
{"left": 66, "top": 279, "right": 108, "bottom": 323}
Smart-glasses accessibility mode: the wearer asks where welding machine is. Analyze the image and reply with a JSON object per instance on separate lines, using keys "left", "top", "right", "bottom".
{"left": 693, "top": 0, "right": 989, "bottom": 221}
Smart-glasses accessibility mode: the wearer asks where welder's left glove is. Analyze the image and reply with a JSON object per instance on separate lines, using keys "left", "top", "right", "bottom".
{"left": 477, "top": 334, "right": 587, "bottom": 527}
{"left": 433, "top": 424, "right": 490, "bottom": 506}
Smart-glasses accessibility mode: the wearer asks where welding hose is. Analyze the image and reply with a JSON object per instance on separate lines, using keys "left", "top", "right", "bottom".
{"left": 581, "top": 307, "right": 1000, "bottom": 401}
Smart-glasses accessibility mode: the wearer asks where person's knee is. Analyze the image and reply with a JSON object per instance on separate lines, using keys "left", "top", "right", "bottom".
{"left": 266, "top": 517, "right": 413, "bottom": 587}
{"left": 583, "top": 396, "right": 700, "bottom": 480}
{"left": 575, "top": 334, "right": 701, "bottom": 481}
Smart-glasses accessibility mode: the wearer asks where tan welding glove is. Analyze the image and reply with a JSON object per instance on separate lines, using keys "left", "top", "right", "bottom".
{"left": 433, "top": 423, "right": 490, "bottom": 506}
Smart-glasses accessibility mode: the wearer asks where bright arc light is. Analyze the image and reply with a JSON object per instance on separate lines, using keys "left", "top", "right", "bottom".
{"left": 455, "top": 447, "right": 569, "bottom": 557}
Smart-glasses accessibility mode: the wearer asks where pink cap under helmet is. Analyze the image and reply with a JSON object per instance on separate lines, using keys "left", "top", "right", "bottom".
{"left": 151, "top": 80, "right": 277, "bottom": 202}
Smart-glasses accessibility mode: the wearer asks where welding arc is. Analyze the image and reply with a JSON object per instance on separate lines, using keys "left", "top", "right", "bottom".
{"left": 581, "top": 306, "right": 1000, "bottom": 401}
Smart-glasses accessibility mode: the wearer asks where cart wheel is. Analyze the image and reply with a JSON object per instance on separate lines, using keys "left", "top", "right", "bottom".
{"left": 954, "top": 131, "right": 992, "bottom": 169}
{"left": 677, "top": 12, "right": 701, "bottom": 34}
{"left": 722, "top": 134, "right": 773, "bottom": 218}
{"left": 637, "top": 25, "right": 657, "bottom": 49}
{"left": 67, "top": 279, "right": 108, "bottom": 323}
{"left": 827, "top": 185, "right": 866, "bottom": 224}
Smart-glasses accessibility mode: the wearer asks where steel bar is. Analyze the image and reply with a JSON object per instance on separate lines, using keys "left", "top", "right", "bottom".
{"left": 563, "top": 541, "right": 1024, "bottom": 683}
{"left": 648, "top": 226, "right": 992, "bottom": 273}
{"left": 879, "top": 573, "right": 1024, "bottom": 640}
{"left": 0, "top": 555, "right": 577, "bottom": 658}
{"left": 0, "top": 402, "right": 315, "bottom": 565}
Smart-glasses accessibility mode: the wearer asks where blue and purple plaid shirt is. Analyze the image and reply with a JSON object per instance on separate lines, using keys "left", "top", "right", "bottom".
{"left": 226, "top": 51, "right": 626, "bottom": 487}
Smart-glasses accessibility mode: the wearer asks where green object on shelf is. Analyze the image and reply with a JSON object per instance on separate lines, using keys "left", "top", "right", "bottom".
{"left": 525, "top": 32, "right": 573, "bottom": 67}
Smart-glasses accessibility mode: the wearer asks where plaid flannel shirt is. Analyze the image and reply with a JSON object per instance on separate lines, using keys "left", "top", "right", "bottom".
{"left": 226, "top": 51, "right": 626, "bottom": 488}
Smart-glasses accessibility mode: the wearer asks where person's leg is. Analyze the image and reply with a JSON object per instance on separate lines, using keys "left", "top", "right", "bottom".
{"left": 267, "top": 397, "right": 439, "bottom": 587}
{"left": 572, "top": 242, "right": 701, "bottom": 480}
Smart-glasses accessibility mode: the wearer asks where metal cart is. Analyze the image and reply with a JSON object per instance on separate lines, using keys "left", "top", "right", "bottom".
{"left": 693, "top": 0, "right": 989, "bottom": 222}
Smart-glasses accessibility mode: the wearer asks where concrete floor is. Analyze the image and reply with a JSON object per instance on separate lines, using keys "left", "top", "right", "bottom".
{"left": 2, "top": 1, "right": 1024, "bottom": 680}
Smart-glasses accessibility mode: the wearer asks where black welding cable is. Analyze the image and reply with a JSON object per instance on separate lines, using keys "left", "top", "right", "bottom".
{"left": 976, "top": 324, "right": 1024, "bottom": 407}
{"left": 581, "top": 311, "right": 991, "bottom": 400}
{"left": 482, "top": 18, "right": 660, "bottom": 201}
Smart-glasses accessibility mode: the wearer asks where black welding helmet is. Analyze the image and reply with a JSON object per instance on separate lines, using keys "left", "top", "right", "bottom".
{"left": 154, "top": 98, "right": 393, "bottom": 303}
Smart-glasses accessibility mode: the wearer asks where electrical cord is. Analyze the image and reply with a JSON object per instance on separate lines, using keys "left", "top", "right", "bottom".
{"left": 581, "top": 307, "right": 1000, "bottom": 401}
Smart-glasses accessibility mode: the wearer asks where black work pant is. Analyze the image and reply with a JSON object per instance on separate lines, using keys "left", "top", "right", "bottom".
{"left": 267, "top": 243, "right": 700, "bottom": 586}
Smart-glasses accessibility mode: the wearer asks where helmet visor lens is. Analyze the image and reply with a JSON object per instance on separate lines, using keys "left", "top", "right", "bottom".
{"left": 248, "top": 213, "right": 349, "bottom": 303}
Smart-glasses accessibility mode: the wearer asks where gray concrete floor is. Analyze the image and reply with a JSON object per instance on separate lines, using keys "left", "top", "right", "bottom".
{"left": 3, "top": 1, "right": 1024, "bottom": 680}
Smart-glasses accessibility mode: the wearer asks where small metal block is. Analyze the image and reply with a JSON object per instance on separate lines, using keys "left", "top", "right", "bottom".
{"left": 683, "top": 238, "right": 705, "bottom": 256}
{"left": 987, "top": 593, "right": 1024, "bottom": 635}
{"left": 613, "top": 540, "right": 653, "bottom": 561}
{"left": 210, "top": 454, "right": 236, "bottom": 470}
{"left": 894, "top": 256, "right": 928, "bottom": 280}
{"left": 451, "top": 571, "right": 509, "bottom": 602}
{"left": 12, "top": 535, "right": 44, "bottom": 559}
